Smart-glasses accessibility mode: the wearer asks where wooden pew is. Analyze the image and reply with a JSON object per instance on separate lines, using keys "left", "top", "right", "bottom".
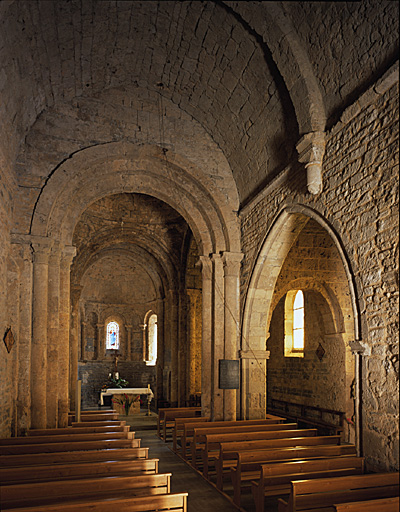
{"left": 172, "top": 416, "right": 210, "bottom": 453}
{"left": 201, "top": 429, "right": 318, "bottom": 478}
{"left": 0, "top": 458, "right": 159, "bottom": 485}
{"left": 2, "top": 492, "right": 189, "bottom": 512}
{"left": 0, "top": 438, "right": 140, "bottom": 455}
{"left": 68, "top": 411, "right": 120, "bottom": 423}
{"left": 268, "top": 400, "right": 344, "bottom": 436}
{"left": 277, "top": 472, "right": 399, "bottom": 512}
{"left": 157, "top": 407, "right": 201, "bottom": 439}
{"left": 159, "top": 408, "right": 203, "bottom": 441}
{"left": 1, "top": 473, "right": 172, "bottom": 509}
{"left": 251, "top": 457, "right": 365, "bottom": 512}
{"left": 189, "top": 422, "right": 297, "bottom": 466}
{"left": 70, "top": 420, "right": 126, "bottom": 427}
{"left": 27, "top": 425, "right": 130, "bottom": 435}
{"left": 334, "top": 496, "right": 399, "bottom": 512}
{"left": 1, "top": 447, "right": 149, "bottom": 467}
{"left": 216, "top": 443, "right": 356, "bottom": 491}
{"left": 0, "top": 431, "right": 135, "bottom": 445}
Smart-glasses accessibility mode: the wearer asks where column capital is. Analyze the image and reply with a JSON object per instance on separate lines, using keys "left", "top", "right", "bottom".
{"left": 31, "top": 236, "right": 53, "bottom": 264}
{"left": 61, "top": 245, "right": 77, "bottom": 268}
{"left": 196, "top": 255, "right": 212, "bottom": 280}
{"left": 222, "top": 251, "right": 243, "bottom": 276}
{"left": 71, "top": 284, "right": 83, "bottom": 305}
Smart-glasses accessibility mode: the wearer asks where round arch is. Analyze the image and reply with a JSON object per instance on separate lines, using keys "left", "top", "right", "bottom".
{"left": 30, "top": 141, "right": 241, "bottom": 256}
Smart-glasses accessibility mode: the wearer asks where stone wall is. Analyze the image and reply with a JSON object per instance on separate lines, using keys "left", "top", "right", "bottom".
{"left": 0, "top": 161, "right": 18, "bottom": 437}
{"left": 79, "top": 360, "right": 156, "bottom": 409}
{"left": 240, "top": 72, "right": 399, "bottom": 471}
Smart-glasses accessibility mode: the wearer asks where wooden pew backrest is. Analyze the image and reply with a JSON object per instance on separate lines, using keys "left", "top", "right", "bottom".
{"left": 0, "top": 458, "right": 159, "bottom": 485}
{"left": 334, "top": 496, "right": 399, "bottom": 512}
{"left": 4, "top": 492, "right": 189, "bottom": 512}
{"left": 278, "top": 472, "right": 399, "bottom": 512}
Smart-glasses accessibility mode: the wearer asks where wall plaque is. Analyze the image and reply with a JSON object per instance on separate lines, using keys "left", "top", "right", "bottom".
{"left": 219, "top": 359, "right": 239, "bottom": 389}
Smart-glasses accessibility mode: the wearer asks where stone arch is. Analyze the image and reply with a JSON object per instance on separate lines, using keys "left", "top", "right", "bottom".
{"left": 30, "top": 141, "right": 241, "bottom": 256}
{"left": 229, "top": 2, "right": 326, "bottom": 135}
{"left": 240, "top": 204, "right": 359, "bottom": 422}
{"left": 242, "top": 204, "right": 359, "bottom": 353}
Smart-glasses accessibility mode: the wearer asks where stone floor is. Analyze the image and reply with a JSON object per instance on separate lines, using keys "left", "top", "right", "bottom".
{"left": 124, "top": 411, "right": 281, "bottom": 512}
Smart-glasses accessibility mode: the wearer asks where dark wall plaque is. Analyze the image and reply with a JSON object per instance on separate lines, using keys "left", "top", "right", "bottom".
{"left": 219, "top": 359, "right": 239, "bottom": 389}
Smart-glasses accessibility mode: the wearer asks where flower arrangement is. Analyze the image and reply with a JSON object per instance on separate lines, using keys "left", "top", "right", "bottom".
{"left": 112, "top": 393, "right": 140, "bottom": 416}
{"left": 109, "top": 376, "right": 129, "bottom": 388}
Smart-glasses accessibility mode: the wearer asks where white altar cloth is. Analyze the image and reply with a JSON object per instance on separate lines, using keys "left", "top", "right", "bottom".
{"left": 100, "top": 387, "right": 154, "bottom": 406}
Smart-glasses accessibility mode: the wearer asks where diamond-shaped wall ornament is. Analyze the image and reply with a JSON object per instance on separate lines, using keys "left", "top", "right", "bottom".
{"left": 3, "top": 327, "right": 15, "bottom": 353}
{"left": 316, "top": 342, "right": 325, "bottom": 361}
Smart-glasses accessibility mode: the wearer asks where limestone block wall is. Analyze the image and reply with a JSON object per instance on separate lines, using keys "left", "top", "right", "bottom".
{"left": 79, "top": 361, "right": 156, "bottom": 409}
{"left": 240, "top": 71, "right": 399, "bottom": 471}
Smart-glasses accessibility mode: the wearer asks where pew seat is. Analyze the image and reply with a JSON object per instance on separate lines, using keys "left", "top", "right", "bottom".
{"left": 216, "top": 443, "right": 356, "bottom": 491}
{"left": 2, "top": 492, "right": 188, "bottom": 512}
{"left": 0, "top": 459, "right": 159, "bottom": 485}
{"left": 1, "top": 473, "right": 172, "bottom": 509}
{"left": 0, "top": 438, "right": 140, "bottom": 456}
{"left": 189, "top": 420, "right": 293, "bottom": 465}
{"left": 251, "top": 457, "right": 365, "bottom": 512}
{"left": 1, "top": 447, "right": 148, "bottom": 467}
{"left": 334, "top": 496, "right": 399, "bottom": 512}
{"left": 277, "top": 472, "right": 399, "bottom": 512}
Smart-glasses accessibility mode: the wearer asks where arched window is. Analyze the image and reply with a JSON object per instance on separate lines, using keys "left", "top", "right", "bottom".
{"left": 106, "top": 321, "right": 120, "bottom": 350}
{"left": 145, "top": 313, "right": 157, "bottom": 366}
{"left": 284, "top": 290, "right": 305, "bottom": 357}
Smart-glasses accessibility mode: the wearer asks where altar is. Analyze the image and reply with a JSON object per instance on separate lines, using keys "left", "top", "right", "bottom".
{"left": 100, "top": 386, "right": 154, "bottom": 415}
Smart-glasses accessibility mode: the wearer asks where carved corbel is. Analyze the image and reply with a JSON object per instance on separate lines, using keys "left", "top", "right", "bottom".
{"left": 296, "top": 131, "right": 326, "bottom": 194}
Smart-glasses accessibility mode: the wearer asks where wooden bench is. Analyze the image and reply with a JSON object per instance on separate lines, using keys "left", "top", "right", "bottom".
{"left": 277, "top": 472, "right": 399, "bottom": 512}
{"left": 0, "top": 458, "right": 159, "bottom": 485}
{"left": 172, "top": 416, "right": 210, "bottom": 453}
{"left": 334, "top": 496, "right": 399, "bottom": 512}
{"left": 0, "top": 431, "right": 135, "bottom": 445}
{"left": 1, "top": 473, "right": 172, "bottom": 509}
{"left": 189, "top": 421, "right": 296, "bottom": 466}
{"left": 68, "top": 411, "right": 120, "bottom": 424}
{"left": 1, "top": 447, "right": 149, "bottom": 467}
{"left": 27, "top": 425, "right": 131, "bottom": 435}
{"left": 216, "top": 443, "right": 356, "bottom": 491}
{"left": 225, "top": 437, "right": 344, "bottom": 503}
{"left": 70, "top": 420, "right": 126, "bottom": 427}
{"left": 251, "top": 457, "right": 365, "bottom": 512}
{"left": 201, "top": 429, "right": 318, "bottom": 478}
{"left": 2, "top": 492, "right": 189, "bottom": 512}
{"left": 268, "top": 400, "right": 344, "bottom": 436}
{"left": 0, "top": 437, "right": 140, "bottom": 455}
{"left": 158, "top": 407, "right": 203, "bottom": 441}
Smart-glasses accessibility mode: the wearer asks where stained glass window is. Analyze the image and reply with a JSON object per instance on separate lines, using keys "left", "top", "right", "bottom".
{"left": 106, "top": 321, "right": 119, "bottom": 350}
